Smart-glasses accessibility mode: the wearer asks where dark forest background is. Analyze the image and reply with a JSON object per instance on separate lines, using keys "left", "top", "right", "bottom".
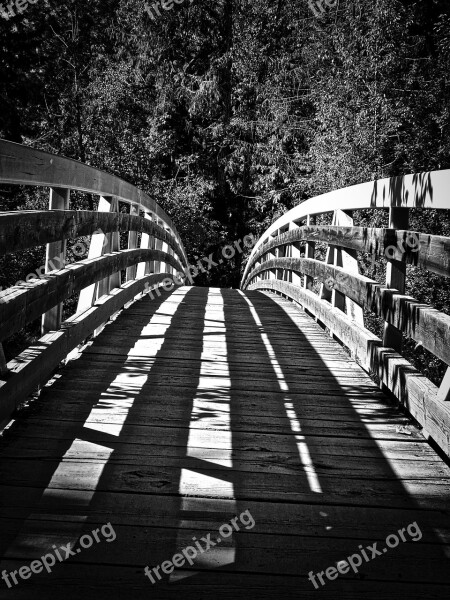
{"left": 1, "top": 0, "right": 450, "bottom": 383}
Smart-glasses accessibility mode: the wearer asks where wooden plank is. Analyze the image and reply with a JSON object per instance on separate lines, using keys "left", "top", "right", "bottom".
{"left": 1, "top": 486, "right": 449, "bottom": 542}
{"left": 250, "top": 281, "right": 450, "bottom": 458}
{"left": 0, "top": 517, "right": 449, "bottom": 582}
{"left": 0, "top": 286, "right": 450, "bottom": 599}
{"left": 0, "top": 563, "right": 448, "bottom": 600}
{"left": 1, "top": 454, "right": 449, "bottom": 510}
{"left": 0, "top": 274, "right": 181, "bottom": 423}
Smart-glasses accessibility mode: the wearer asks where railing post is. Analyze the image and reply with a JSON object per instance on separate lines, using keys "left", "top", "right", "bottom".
{"left": 41, "top": 187, "right": 70, "bottom": 334}
{"left": 304, "top": 215, "right": 315, "bottom": 290}
{"left": 269, "top": 234, "right": 277, "bottom": 280}
{"left": 136, "top": 211, "right": 152, "bottom": 279}
{"left": 334, "top": 210, "right": 364, "bottom": 326}
{"left": 77, "top": 195, "right": 116, "bottom": 313}
{"left": 320, "top": 212, "right": 339, "bottom": 307}
{"left": 161, "top": 226, "right": 170, "bottom": 275}
{"left": 126, "top": 203, "right": 140, "bottom": 281}
{"left": 154, "top": 220, "right": 163, "bottom": 275}
{"left": 383, "top": 207, "right": 409, "bottom": 350}
{"left": 98, "top": 196, "right": 120, "bottom": 297}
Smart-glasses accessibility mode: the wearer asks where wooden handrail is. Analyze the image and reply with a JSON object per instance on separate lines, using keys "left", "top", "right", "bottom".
{"left": 243, "top": 226, "right": 450, "bottom": 281}
{"left": 0, "top": 210, "right": 187, "bottom": 266}
{"left": 0, "top": 140, "right": 189, "bottom": 425}
{"left": 245, "top": 256, "right": 450, "bottom": 366}
{"left": 242, "top": 170, "right": 450, "bottom": 285}
{"left": 0, "top": 249, "right": 184, "bottom": 342}
{"left": 241, "top": 171, "right": 450, "bottom": 459}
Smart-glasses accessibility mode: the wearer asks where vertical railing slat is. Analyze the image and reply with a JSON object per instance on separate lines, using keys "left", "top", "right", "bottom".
{"left": 383, "top": 207, "right": 409, "bottom": 350}
{"left": 126, "top": 203, "right": 140, "bottom": 281}
{"left": 77, "top": 195, "right": 115, "bottom": 313}
{"left": 303, "top": 215, "right": 315, "bottom": 290}
{"left": 41, "top": 187, "right": 70, "bottom": 334}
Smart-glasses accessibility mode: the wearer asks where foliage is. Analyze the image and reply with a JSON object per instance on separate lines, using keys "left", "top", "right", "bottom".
{"left": 1, "top": 0, "right": 449, "bottom": 382}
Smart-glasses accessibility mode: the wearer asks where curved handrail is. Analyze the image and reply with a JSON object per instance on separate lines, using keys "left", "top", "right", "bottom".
{"left": 0, "top": 210, "right": 187, "bottom": 266}
{"left": 0, "top": 140, "right": 190, "bottom": 425}
{"left": 241, "top": 171, "right": 450, "bottom": 459}
{"left": 242, "top": 170, "right": 450, "bottom": 286}
{"left": 0, "top": 139, "right": 188, "bottom": 266}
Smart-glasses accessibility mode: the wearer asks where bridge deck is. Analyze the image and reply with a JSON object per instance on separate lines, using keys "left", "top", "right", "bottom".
{"left": 0, "top": 287, "right": 449, "bottom": 599}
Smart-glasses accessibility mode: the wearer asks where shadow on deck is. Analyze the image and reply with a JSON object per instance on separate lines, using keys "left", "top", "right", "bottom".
{"left": 0, "top": 286, "right": 449, "bottom": 599}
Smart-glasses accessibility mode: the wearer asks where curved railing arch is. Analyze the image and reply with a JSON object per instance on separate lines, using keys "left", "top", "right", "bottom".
{"left": 0, "top": 139, "right": 189, "bottom": 424}
{"left": 241, "top": 171, "right": 450, "bottom": 458}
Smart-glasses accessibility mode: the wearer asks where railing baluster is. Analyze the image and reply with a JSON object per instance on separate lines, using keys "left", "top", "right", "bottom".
{"left": 334, "top": 210, "right": 364, "bottom": 326}
{"left": 98, "top": 196, "right": 119, "bottom": 297}
{"left": 126, "top": 203, "right": 140, "bottom": 281}
{"left": 303, "top": 215, "right": 315, "bottom": 290}
{"left": 383, "top": 206, "right": 409, "bottom": 350}
{"left": 136, "top": 211, "right": 152, "bottom": 279}
{"left": 154, "top": 220, "right": 163, "bottom": 275}
{"left": 41, "top": 187, "right": 70, "bottom": 334}
{"left": 77, "top": 195, "right": 114, "bottom": 313}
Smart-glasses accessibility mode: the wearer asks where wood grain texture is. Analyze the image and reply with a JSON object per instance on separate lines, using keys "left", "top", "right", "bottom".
{"left": 0, "top": 286, "right": 449, "bottom": 599}
{"left": 0, "top": 274, "right": 180, "bottom": 422}
{"left": 245, "top": 226, "right": 450, "bottom": 279}
{"left": 0, "top": 209, "right": 188, "bottom": 267}
{"left": 0, "top": 139, "right": 183, "bottom": 247}
{"left": 249, "top": 280, "right": 450, "bottom": 458}
{"left": 0, "top": 249, "right": 184, "bottom": 342}
{"left": 242, "top": 169, "right": 450, "bottom": 284}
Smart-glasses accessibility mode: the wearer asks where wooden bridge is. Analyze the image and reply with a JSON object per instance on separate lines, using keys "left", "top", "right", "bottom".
{"left": 0, "top": 140, "right": 450, "bottom": 599}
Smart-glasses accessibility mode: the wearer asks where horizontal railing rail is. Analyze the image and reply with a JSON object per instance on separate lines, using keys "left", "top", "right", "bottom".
{"left": 0, "top": 210, "right": 187, "bottom": 264}
{"left": 0, "top": 139, "right": 186, "bottom": 261}
{"left": 241, "top": 172, "right": 450, "bottom": 458}
{"left": 0, "top": 139, "right": 189, "bottom": 425}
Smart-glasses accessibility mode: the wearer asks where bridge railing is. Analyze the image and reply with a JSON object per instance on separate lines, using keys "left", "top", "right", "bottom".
{"left": 241, "top": 172, "right": 450, "bottom": 458}
{"left": 0, "top": 140, "right": 188, "bottom": 424}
